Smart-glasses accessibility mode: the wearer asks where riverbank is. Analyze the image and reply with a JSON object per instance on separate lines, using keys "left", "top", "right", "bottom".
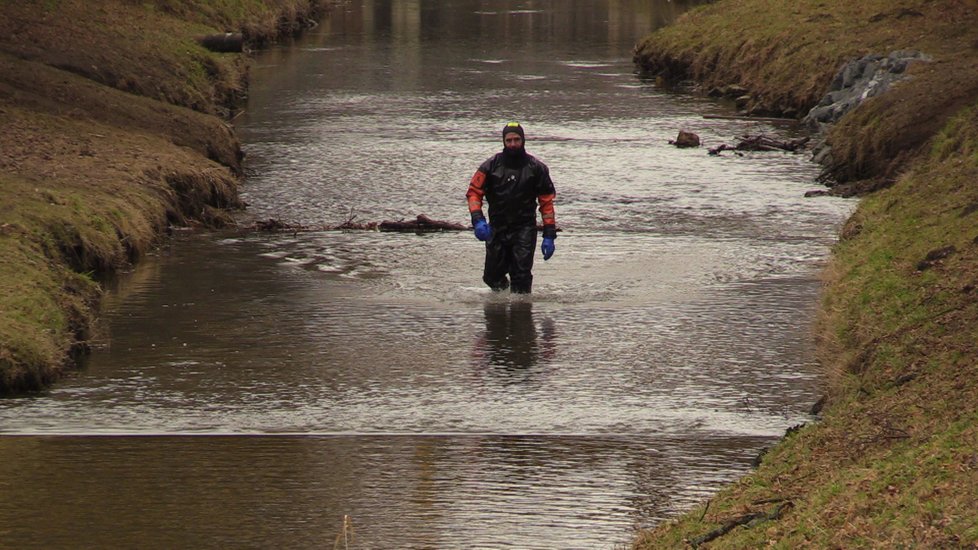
{"left": 633, "top": 1, "right": 978, "bottom": 547}
{"left": 0, "top": 1, "right": 328, "bottom": 394}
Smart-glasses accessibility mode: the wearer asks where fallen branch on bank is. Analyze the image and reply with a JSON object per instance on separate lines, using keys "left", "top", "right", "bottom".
{"left": 688, "top": 501, "right": 793, "bottom": 547}
{"left": 708, "top": 134, "right": 810, "bottom": 155}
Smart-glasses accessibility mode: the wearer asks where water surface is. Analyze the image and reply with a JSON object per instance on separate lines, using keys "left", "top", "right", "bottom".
{"left": 0, "top": 1, "right": 854, "bottom": 548}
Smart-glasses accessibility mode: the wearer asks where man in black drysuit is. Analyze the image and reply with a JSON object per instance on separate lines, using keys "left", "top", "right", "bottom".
{"left": 465, "top": 122, "right": 557, "bottom": 293}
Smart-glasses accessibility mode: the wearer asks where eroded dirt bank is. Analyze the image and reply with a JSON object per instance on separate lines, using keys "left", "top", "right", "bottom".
{"left": 0, "top": 1, "right": 328, "bottom": 394}
{"left": 633, "top": 1, "right": 978, "bottom": 547}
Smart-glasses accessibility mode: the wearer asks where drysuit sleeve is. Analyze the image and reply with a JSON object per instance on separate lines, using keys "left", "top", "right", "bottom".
{"left": 537, "top": 165, "right": 557, "bottom": 239}
{"left": 466, "top": 168, "right": 488, "bottom": 225}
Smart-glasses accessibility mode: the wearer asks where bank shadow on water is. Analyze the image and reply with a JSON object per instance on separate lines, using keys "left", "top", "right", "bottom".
{"left": 0, "top": 433, "right": 768, "bottom": 549}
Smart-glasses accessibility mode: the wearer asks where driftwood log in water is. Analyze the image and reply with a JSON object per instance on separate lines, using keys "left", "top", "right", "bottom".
{"left": 708, "top": 134, "right": 810, "bottom": 155}
{"left": 250, "top": 214, "right": 465, "bottom": 233}
{"left": 248, "top": 214, "right": 559, "bottom": 234}
{"left": 379, "top": 214, "right": 466, "bottom": 232}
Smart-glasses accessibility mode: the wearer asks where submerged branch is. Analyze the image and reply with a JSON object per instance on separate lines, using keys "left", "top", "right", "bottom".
{"left": 245, "top": 214, "right": 561, "bottom": 235}
{"left": 247, "top": 214, "right": 466, "bottom": 233}
{"left": 708, "top": 134, "right": 810, "bottom": 155}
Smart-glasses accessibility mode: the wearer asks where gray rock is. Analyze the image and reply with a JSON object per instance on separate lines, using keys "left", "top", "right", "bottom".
{"left": 803, "top": 50, "right": 930, "bottom": 128}
{"left": 804, "top": 50, "right": 931, "bottom": 175}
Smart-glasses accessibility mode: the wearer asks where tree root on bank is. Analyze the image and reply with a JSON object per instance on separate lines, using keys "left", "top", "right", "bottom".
{"left": 708, "top": 134, "right": 810, "bottom": 155}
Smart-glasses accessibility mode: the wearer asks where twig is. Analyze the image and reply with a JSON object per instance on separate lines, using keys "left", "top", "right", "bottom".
{"left": 751, "top": 496, "right": 790, "bottom": 505}
{"left": 333, "top": 515, "right": 354, "bottom": 550}
{"left": 699, "top": 499, "right": 711, "bottom": 521}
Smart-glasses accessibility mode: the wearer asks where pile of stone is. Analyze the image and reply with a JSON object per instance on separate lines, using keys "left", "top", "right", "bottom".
{"left": 804, "top": 50, "right": 930, "bottom": 128}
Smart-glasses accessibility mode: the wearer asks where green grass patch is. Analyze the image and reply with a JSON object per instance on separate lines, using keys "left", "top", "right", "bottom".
{"left": 0, "top": 175, "right": 100, "bottom": 391}
{"left": 632, "top": 1, "right": 978, "bottom": 547}
{"left": 635, "top": 0, "right": 978, "bottom": 186}
{"left": 0, "top": 1, "right": 321, "bottom": 392}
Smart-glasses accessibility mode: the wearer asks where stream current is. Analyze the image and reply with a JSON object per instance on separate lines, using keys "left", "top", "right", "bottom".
{"left": 0, "top": 1, "right": 854, "bottom": 548}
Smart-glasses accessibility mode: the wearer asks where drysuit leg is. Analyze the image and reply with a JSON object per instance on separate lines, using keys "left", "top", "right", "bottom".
{"left": 483, "top": 232, "right": 510, "bottom": 291}
{"left": 508, "top": 226, "right": 536, "bottom": 294}
{"left": 482, "top": 225, "right": 536, "bottom": 293}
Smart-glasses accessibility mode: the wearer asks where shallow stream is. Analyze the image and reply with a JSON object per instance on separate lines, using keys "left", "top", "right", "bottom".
{"left": 0, "top": 1, "right": 854, "bottom": 547}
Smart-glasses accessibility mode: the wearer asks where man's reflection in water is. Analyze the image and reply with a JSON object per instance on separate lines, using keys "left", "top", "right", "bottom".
{"left": 473, "top": 300, "right": 556, "bottom": 377}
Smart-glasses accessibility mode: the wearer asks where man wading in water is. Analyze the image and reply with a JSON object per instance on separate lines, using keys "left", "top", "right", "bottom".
{"left": 466, "top": 122, "right": 557, "bottom": 294}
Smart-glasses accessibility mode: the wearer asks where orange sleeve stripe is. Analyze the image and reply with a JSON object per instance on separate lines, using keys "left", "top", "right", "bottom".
{"left": 466, "top": 171, "right": 486, "bottom": 213}
{"left": 538, "top": 193, "right": 556, "bottom": 224}
{"left": 469, "top": 170, "right": 486, "bottom": 189}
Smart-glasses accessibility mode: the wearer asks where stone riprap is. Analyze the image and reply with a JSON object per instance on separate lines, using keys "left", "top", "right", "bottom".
{"left": 806, "top": 50, "right": 930, "bottom": 173}
{"left": 804, "top": 50, "right": 931, "bottom": 128}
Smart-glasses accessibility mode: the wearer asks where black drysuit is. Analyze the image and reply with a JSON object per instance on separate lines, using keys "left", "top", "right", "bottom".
{"left": 466, "top": 148, "right": 557, "bottom": 293}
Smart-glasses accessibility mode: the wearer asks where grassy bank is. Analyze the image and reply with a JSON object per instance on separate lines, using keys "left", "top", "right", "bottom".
{"left": 633, "top": 1, "right": 978, "bottom": 547}
{"left": 0, "top": 0, "right": 327, "bottom": 394}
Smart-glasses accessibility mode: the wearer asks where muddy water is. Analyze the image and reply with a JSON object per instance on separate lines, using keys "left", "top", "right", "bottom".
{"left": 0, "top": 1, "right": 854, "bottom": 548}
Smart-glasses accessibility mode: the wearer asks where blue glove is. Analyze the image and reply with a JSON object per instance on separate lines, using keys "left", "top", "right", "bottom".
{"left": 473, "top": 219, "right": 492, "bottom": 241}
{"left": 541, "top": 237, "right": 555, "bottom": 260}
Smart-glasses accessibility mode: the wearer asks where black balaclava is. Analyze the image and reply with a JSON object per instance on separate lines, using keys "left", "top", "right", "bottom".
{"left": 501, "top": 122, "right": 527, "bottom": 165}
